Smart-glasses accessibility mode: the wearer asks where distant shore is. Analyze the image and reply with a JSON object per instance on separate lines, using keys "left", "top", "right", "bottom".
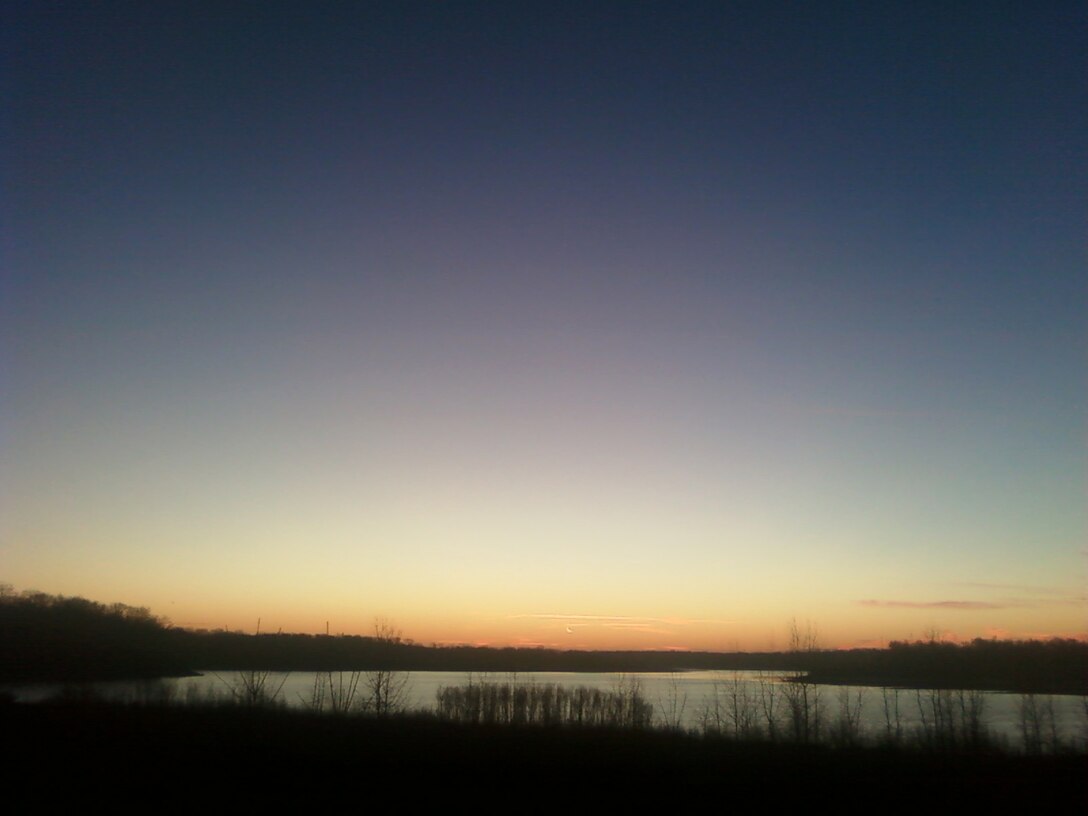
{"left": 3, "top": 591, "right": 1085, "bottom": 693}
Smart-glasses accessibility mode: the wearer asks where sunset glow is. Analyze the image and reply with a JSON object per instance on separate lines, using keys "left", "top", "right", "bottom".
{"left": 2, "top": 3, "right": 1084, "bottom": 651}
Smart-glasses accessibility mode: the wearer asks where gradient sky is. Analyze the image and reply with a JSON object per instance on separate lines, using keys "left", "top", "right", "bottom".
{"left": 2, "top": 2, "right": 1085, "bottom": 650}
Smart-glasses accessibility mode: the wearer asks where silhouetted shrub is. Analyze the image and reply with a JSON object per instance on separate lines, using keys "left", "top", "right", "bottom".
{"left": 435, "top": 680, "right": 654, "bottom": 729}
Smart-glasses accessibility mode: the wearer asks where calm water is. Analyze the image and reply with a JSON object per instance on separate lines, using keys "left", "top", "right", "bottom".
{"left": 8, "top": 670, "right": 1086, "bottom": 750}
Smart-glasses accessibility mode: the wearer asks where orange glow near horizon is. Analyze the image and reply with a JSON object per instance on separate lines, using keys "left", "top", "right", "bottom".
{"left": 30, "top": 583, "right": 1080, "bottom": 653}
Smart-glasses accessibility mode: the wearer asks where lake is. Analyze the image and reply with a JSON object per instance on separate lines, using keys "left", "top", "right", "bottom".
{"left": 7, "top": 669, "right": 1086, "bottom": 751}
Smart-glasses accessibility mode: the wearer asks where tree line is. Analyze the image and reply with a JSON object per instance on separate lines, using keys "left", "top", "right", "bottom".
{"left": 2, "top": 587, "right": 1085, "bottom": 692}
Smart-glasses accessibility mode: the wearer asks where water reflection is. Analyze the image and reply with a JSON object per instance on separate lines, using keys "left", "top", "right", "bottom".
{"left": 6, "top": 669, "right": 1086, "bottom": 751}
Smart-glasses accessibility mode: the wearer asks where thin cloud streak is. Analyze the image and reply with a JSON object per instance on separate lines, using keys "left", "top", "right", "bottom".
{"left": 857, "top": 600, "right": 1006, "bottom": 610}
{"left": 510, "top": 613, "right": 734, "bottom": 627}
{"left": 511, "top": 614, "right": 660, "bottom": 622}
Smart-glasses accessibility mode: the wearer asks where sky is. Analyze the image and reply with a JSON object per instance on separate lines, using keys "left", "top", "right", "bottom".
{"left": 2, "top": 2, "right": 1085, "bottom": 650}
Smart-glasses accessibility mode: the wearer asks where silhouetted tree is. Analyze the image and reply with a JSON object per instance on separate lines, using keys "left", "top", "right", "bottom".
{"left": 365, "top": 618, "right": 410, "bottom": 715}
{"left": 783, "top": 619, "right": 821, "bottom": 743}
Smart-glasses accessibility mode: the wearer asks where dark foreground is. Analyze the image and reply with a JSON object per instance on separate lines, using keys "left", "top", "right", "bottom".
{"left": 6, "top": 701, "right": 1084, "bottom": 809}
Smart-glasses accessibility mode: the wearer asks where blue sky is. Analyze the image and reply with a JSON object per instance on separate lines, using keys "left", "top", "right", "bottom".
{"left": 2, "top": 2, "right": 1084, "bottom": 648}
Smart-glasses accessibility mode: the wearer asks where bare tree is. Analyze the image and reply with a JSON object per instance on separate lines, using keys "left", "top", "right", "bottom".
{"left": 365, "top": 617, "right": 411, "bottom": 716}
{"left": 757, "top": 670, "right": 782, "bottom": 741}
{"left": 881, "top": 686, "right": 903, "bottom": 746}
{"left": 656, "top": 672, "right": 689, "bottom": 731}
{"left": 698, "top": 676, "right": 726, "bottom": 736}
{"left": 955, "top": 688, "right": 988, "bottom": 750}
{"left": 704, "top": 670, "right": 760, "bottom": 741}
{"left": 1080, "top": 695, "right": 1088, "bottom": 752}
{"left": 1018, "top": 692, "right": 1059, "bottom": 754}
{"left": 610, "top": 674, "right": 653, "bottom": 729}
{"left": 783, "top": 618, "right": 822, "bottom": 743}
{"left": 213, "top": 668, "right": 289, "bottom": 708}
{"left": 832, "top": 686, "right": 865, "bottom": 747}
{"left": 916, "top": 687, "right": 957, "bottom": 750}
{"left": 727, "top": 671, "right": 760, "bottom": 740}
{"left": 303, "top": 671, "right": 326, "bottom": 713}
{"left": 302, "top": 668, "right": 365, "bottom": 715}
{"left": 213, "top": 619, "right": 288, "bottom": 707}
